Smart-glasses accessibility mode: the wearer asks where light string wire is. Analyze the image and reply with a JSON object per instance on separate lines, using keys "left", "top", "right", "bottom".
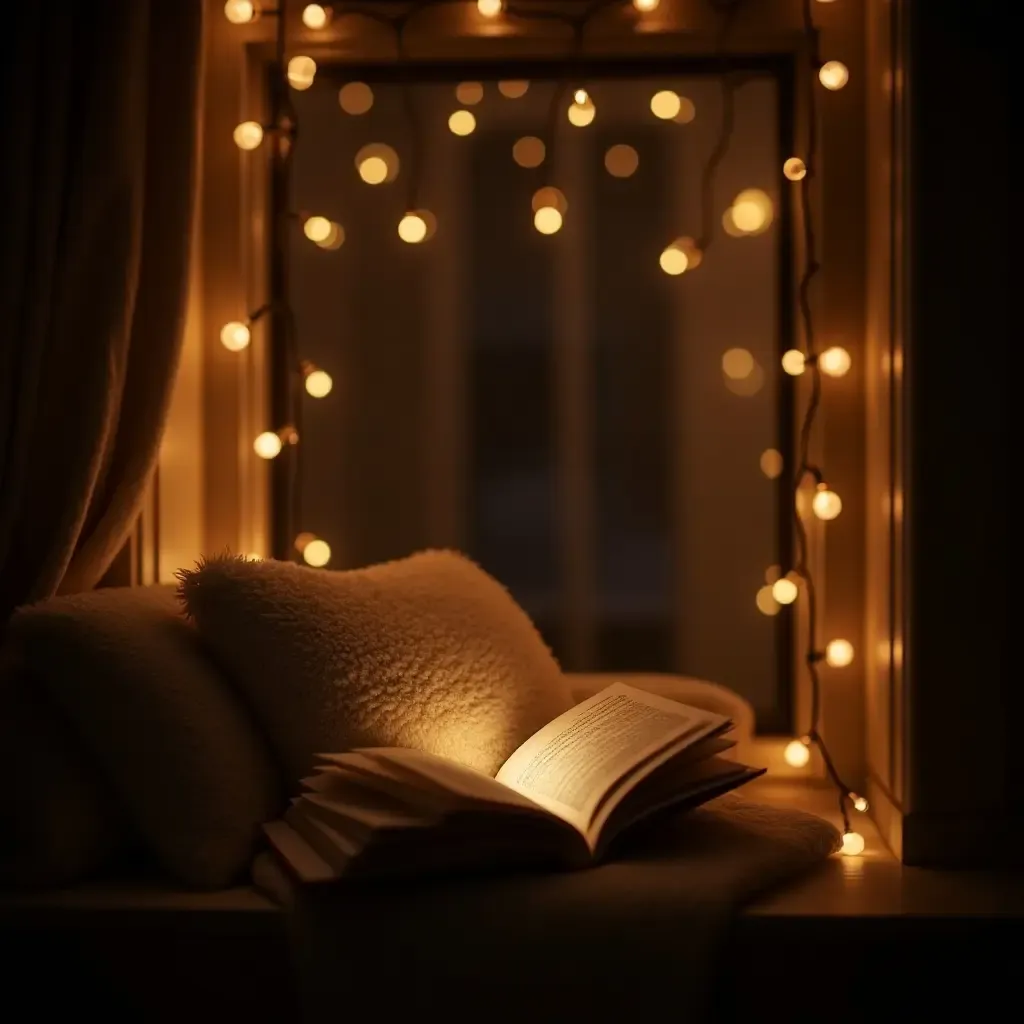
{"left": 793, "top": 0, "right": 854, "bottom": 833}
{"left": 239, "top": 0, "right": 861, "bottom": 841}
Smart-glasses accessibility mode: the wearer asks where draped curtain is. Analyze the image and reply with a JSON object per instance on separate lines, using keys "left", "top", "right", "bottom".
{"left": 0, "top": 0, "right": 203, "bottom": 623}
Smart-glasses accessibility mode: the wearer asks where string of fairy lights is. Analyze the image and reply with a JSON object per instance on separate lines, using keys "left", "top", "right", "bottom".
{"left": 222, "top": 0, "right": 866, "bottom": 854}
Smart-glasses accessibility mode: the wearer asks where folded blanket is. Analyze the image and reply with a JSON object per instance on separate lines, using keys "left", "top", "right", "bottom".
{"left": 255, "top": 795, "right": 839, "bottom": 1021}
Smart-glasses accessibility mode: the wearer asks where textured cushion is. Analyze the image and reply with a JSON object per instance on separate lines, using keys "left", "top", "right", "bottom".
{"left": 0, "top": 657, "right": 123, "bottom": 887}
{"left": 177, "top": 551, "right": 574, "bottom": 785}
{"left": 7, "top": 585, "right": 282, "bottom": 888}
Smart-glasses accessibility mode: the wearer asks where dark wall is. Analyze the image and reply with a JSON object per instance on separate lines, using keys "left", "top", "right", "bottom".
{"left": 904, "top": 0, "right": 1014, "bottom": 864}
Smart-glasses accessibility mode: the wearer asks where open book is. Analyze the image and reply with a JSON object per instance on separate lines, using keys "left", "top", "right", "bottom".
{"left": 264, "top": 683, "right": 764, "bottom": 883}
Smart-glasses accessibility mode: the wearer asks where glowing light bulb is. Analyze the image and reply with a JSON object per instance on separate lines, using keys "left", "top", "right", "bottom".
{"left": 534, "top": 207, "right": 563, "bottom": 235}
{"left": 825, "top": 639, "right": 855, "bottom": 667}
{"left": 448, "top": 110, "right": 476, "bottom": 136}
{"left": 783, "top": 157, "right": 807, "bottom": 181}
{"left": 819, "top": 61, "right": 849, "bottom": 91}
{"left": 659, "top": 244, "right": 688, "bottom": 276}
{"left": 841, "top": 831, "right": 865, "bottom": 856}
{"left": 303, "top": 216, "right": 333, "bottom": 243}
{"left": 650, "top": 90, "right": 681, "bottom": 120}
{"left": 398, "top": 213, "right": 428, "bottom": 243}
{"left": 820, "top": 346, "right": 852, "bottom": 377}
{"left": 574, "top": 88, "right": 589, "bottom": 105}
{"left": 567, "top": 98, "right": 596, "bottom": 127}
{"left": 477, "top": 0, "right": 503, "bottom": 17}
{"left": 851, "top": 794, "right": 869, "bottom": 813}
{"left": 772, "top": 578, "right": 798, "bottom": 605}
{"left": 301, "top": 4, "right": 331, "bottom": 29}
{"left": 305, "top": 369, "right": 333, "bottom": 398}
{"left": 220, "top": 321, "right": 251, "bottom": 352}
{"left": 253, "top": 431, "right": 283, "bottom": 459}
{"left": 233, "top": 121, "right": 264, "bottom": 150}
{"left": 224, "top": 1, "right": 258, "bottom": 24}
{"left": 287, "top": 56, "right": 317, "bottom": 91}
{"left": 303, "top": 538, "right": 332, "bottom": 567}
{"left": 812, "top": 487, "right": 842, "bottom": 521}
{"left": 359, "top": 156, "right": 388, "bottom": 184}
{"left": 633, "top": 0, "right": 660, "bottom": 10}
{"left": 784, "top": 739, "right": 810, "bottom": 768}
{"left": 781, "top": 349, "right": 806, "bottom": 375}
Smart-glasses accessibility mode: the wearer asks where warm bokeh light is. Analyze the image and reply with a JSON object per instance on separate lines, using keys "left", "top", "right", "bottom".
{"left": 722, "top": 348, "right": 755, "bottom": 380}
{"left": 783, "top": 157, "right": 807, "bottom": 181}
{"left": 301, "top": 4, "right": 331, "bottom": 29}
{"left": 728, "top": 189, "right": 774, "bottom": 235}
{"left": 650, "top": 90, "right": 681, "bottom": 120}
{"left": 659, "top": 237, "right": 702, "bottom": 276}
{"left": 781, "top": 349, "right": 806, "bottom": 375}
{"left": 359, "top": 156, "right": 387, "bottom": 184}
{"left": 512, "top": 136, "right": 546, "bottom": 168}
{"left": 224, "top": 1, "right": 258, "bottom": 24}
{"left": 760, "top": 448, "right": 783, "bottom": 479}
{"left": 253, "top": 431, "right": 283, "bottom": 459}
{"left": 339, "top": 82, "right": 374, "bottom": 115}
{"left": 317, "top": 222, "right": 345, "bottom": 250}
{"left": 448, "top": 110, "right": 477, "bottom": 136}
{"left": 659, "top": 245, "right": 688, "bottom": 276}
{"left": 533, "top": 207, "right": 563, "bottom": 235}
{"left": 456, "top": 81, "right": 484, "bottom": 105}
{"left": 303, "top": 216, "right": 332, "bottom": 243}
{"left": 220, "top": 321, "right": 250, "bottom": 352}
{"left": 772, "top": 578, "right": 798, "bottom": 604}
{"left": 841, "top": 831, "right": 866, "bottom": 856}
{"left": 567, "top": 98, "right": 596, "bottom": 127}
{"left": 633, "top": 0, "right": 660, "bottom": 10}
{"left": 287, "top": 55, "right": 317, "bottom": 90}
{"left": 498, "top": 80, "right": 529, "bottom": 98}
{"left": 604, "top": 144, "right": 639, "bottom": 178}
{"left": 825, "top": 639, "right": 855, "bottom": 667}
{"left": 819, "top": 60, "right": 850, "bottom": 91}
{"left": 755, "top": 585, "right": 780, "bottom": 616}
{"left": 304, "top": 370, "right": 333, "bottom": 398}
{"left": 573, "top": 88, "right": 589, "bottom": 105}
{"left": 820, "top": 346, "right": 852, "bottom": 377}
{"left": 852, "top": 794, "right": 869, "bottom": 813}
{"left": 673, "top": 96, "right": 697, "bottom": 124}
{"left": 812, "top": 487, "right": 843, "bottom": 521}
{"left": 477, "top": 0, "right": 503, "bottom": 17}
{"left": 764, "top": 565, "right": 781, "bottom": 584}
{"left": 294, "top": 532, "right": 316, "bottom": 553}
{"left": 532, "top": 187, "right": 567, "bottom": 215}
{"left": 398, "top": 213, "right": 428, "bottom": 243}
{"left": 303, "top": 538, "right": 332, "bottom": 567}
{"left": 233, "top": 121, "right": 264, "bottom": 150}
{"left": 355, "top": 143, "right": 399, "bottom": 184}
{"left": 784, "top": 739, "right": 810, "bottom": 768}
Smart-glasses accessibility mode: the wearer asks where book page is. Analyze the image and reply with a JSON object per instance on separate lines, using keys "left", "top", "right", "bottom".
{"left": 494, "top": 683, "right": 728, "bottom": 834}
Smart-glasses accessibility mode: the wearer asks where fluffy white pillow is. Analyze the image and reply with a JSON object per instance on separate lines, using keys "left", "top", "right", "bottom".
{"left": 9, "top": 585, "right": 282, "bottom": 888}
{"left": 177, "top": 551, "right": 573, "bottom": 785}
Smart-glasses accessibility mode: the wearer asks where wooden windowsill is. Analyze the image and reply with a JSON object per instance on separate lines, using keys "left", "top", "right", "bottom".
{"left": 2, "top": 777, "right": 1020, "bottom": 925}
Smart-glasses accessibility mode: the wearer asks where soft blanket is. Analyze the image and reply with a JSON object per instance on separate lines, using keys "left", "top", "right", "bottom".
{"left": 254, "top": 795, "right": 839, "bottom": 1020}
